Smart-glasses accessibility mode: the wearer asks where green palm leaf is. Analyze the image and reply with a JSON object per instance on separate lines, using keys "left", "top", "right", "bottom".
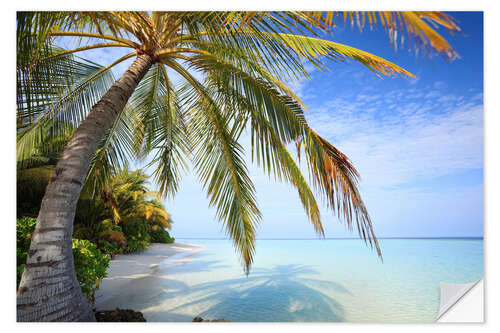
{"left": 170, "top": 68, "right": 260, "bottom": 273}
{"left": 129, "top": 63, "right": 190, "bottom": 198}
{"left": 17, "top": 48, "right": 115, "bottom": 168}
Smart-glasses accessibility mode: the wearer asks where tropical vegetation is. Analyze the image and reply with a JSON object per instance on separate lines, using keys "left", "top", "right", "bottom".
{"left": 17, "top": 165, "right": 174, "bottom": 308}
{"left": 74, "top": 167, "right": 175, "bottom": 255}
{"left": 18, "top": 164, "right": 175, "bottom": 254}
{"left": 16, "top": 11, "right": 460, "bottom": 321}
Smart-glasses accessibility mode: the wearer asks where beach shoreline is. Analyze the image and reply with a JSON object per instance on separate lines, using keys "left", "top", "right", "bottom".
{"left": 94, "top": 242, "right": 204, "bottom": 311}
{"left": 93, "top": 239, "right": 483, "bottom": 322}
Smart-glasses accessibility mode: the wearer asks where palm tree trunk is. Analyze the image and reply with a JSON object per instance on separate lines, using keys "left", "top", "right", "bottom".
{"left": 17, "top": 53, "right": 154, "bottom": 322}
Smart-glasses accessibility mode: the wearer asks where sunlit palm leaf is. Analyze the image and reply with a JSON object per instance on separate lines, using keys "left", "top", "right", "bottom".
{"left": 300, "top": 130, "right": 382, "bottom": 257}
{"left": 173, "top": 70, "right": 261, "bottom": 273}
{"left": 17, "top": 49, "right": 115, "bottom": 168}
{"left": 293, "top": 11, "right": 460, "bottom": 60}
{"left": 191, "top": 103, "right": 261, "bottom": 273}
{"left": 264, "top": 32, "right": 415, "bottom": 77}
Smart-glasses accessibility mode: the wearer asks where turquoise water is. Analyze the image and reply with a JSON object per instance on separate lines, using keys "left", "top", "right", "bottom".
{"left": 108, "top": 239, "right": 484, "bottom": 322}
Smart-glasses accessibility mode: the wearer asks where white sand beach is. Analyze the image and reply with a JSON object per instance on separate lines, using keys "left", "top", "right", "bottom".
{"left": 94, "top": 242, "right": 204, "bottom": 319}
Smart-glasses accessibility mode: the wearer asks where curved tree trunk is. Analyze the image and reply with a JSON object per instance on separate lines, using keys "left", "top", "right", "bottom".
{"left": 17, "top": 53, "right": 153, "bottom": 322}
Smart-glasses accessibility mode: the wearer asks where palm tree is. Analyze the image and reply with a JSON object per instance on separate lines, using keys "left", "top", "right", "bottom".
{"left": 72, "top": 167, "right": 171, "bottom": 248}
{"left": 16, "top": 11, "right": 460, "bottom": 321}
{"left": 99, "top": 167, "right": 171, "bottom": 230}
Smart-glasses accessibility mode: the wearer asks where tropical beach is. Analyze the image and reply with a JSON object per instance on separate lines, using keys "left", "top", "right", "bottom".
{"left": 15, "top": 10, "right": 484, "bottom": 323}
{"left": 94, "top": 243, "right": 204, "bottom": 316}
{"left": 94, "top": 238, "right": 483, "bottom": 322}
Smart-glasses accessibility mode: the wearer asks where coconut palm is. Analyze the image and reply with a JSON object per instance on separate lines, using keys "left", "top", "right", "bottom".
{"left": 99, "top": 167, "right": 171, "bottom": 230}
{"left": 72, "top": 167, "right": 171, "bottom": 248}
{"left": 16, "top": 11, "right": 460, "bottom": 321}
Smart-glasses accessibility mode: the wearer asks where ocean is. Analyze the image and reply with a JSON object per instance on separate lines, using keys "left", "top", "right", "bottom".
{"left": 98, "top": 238, "right": 484, "bottom": 322}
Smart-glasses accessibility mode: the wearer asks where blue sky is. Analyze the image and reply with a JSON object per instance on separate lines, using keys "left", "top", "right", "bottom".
{"left": 63, "top": 12, "right": 484, "bottom": 239}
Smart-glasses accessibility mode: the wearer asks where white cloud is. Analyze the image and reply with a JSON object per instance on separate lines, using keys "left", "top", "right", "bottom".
{"left": 433, "top": 81, "right": 447, "bottom": 89}
{"left": 306, "top": 89, "right": 483, "bottom": 188}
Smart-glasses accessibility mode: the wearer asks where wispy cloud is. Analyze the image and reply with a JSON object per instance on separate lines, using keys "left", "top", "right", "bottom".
{"left": 306, "top": 88, "right": 483, "bottom": 188}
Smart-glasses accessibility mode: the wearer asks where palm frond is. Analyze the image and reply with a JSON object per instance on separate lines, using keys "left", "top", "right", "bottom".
{"left": 129, "top": 63, "right": 190, "bottom": 198}
{"left": 191, "top": 101, "right": 261, "bottom": 273}
{"left": 303, "top": 11, "right": 460, "bottom": 60}
{"left": 300, "top": 130, "right": 382, "bottom": 258}
{"left": 250, "top": 114, "right": 323, "bottom": 235}
{"left": 264, "top": 32, "right": 415, "bottom": 77}
{"left": 17, "top": 48, "right": 116, "bottom": 168}
{"left": 166, "top": 64, "right": 261, "bottom": 272}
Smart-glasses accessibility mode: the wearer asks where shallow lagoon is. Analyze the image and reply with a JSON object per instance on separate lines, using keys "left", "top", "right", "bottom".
{"left": 95, "top": 239, "right": 483, "bottom": 322}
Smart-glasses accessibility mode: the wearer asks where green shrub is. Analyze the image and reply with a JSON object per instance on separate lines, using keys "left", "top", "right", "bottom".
{"left": 150, "top": 227, "right": 175, "bottom": 244}
{"left": 98, "top": 228, "right": 127, "bottom": 256}
{"left": 17, "top": 166, "right": 55, "bottom": 217}
{"left": 123, "top": 237, "right": 150, "bottom": 253}
{"left": 100, "top": 219, "right": 114, "bottom": 232}
{"left": 72, "top": 239, "right": 110, "bottom": 306}
{"left": 98, "top": 240, "right": 121, "bottom": 256}
{"left": 122, "top": 219, "right": 150, "bottom": 253}
{"left": 16, "top": 217, "right": 37, "bottom": 287}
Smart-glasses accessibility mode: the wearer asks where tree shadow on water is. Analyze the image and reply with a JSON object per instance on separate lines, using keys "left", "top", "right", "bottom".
{"left": 149, "top": 264, "right": 350, "bottom": 322}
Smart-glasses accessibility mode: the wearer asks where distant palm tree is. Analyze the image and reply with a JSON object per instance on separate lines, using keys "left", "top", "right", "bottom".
{"left": 100, "top": 167, "right": 172, "bottom": 230}
{"left": 73, "top": 167, "right": 172, "bottom": 245}
{"left": 16, "top": 11, "right": 460, "bottom": 321}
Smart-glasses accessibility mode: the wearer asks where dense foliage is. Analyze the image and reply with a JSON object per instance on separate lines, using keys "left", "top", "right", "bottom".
{"left": 150, "top": 226, "right": 175, "bottom": 244}
{"left": 17, "top": 166, "right": 174, "bottom": 303}
{"left": 72, "top": 239, "right": 110, "bottom": 306}
{"left": 75, "top": 168, "right": 175, "bottom": 255}
{"left": 17, "top": 165, "right": 175, "bottom": 257}
{"left": 16, "top": 216, "right": 37, "bottom": 286}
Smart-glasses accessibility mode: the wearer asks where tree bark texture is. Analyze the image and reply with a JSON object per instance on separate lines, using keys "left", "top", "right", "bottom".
{"left": 17, "top": 53, "right": 154, "bottom": 322}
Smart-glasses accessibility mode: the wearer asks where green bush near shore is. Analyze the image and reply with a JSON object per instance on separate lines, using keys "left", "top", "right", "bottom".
{"left": 72, "top": 239, "right": 110, "bottom": 306}
{"left": 121, "top": 218, "right": 151, "bottom": 253}
{"left": 150, "top": 226, "right": 175, "bottom": 244}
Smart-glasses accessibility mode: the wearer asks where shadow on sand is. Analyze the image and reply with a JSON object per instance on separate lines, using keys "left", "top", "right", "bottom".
{"left": 126, "top": 253, "right": 352, "bottom": 322}
{"left": 96, "top": 248, "right": 351, "bottom": 322}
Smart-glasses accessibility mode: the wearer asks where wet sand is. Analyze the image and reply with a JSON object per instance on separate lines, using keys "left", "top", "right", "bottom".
{"left": 94, "top": 242, "right": 204, "bottom": 314}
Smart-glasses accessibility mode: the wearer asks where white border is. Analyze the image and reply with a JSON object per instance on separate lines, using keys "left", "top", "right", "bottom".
{"left": 2, "top": 1, "right": 498, "bottom": 332}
